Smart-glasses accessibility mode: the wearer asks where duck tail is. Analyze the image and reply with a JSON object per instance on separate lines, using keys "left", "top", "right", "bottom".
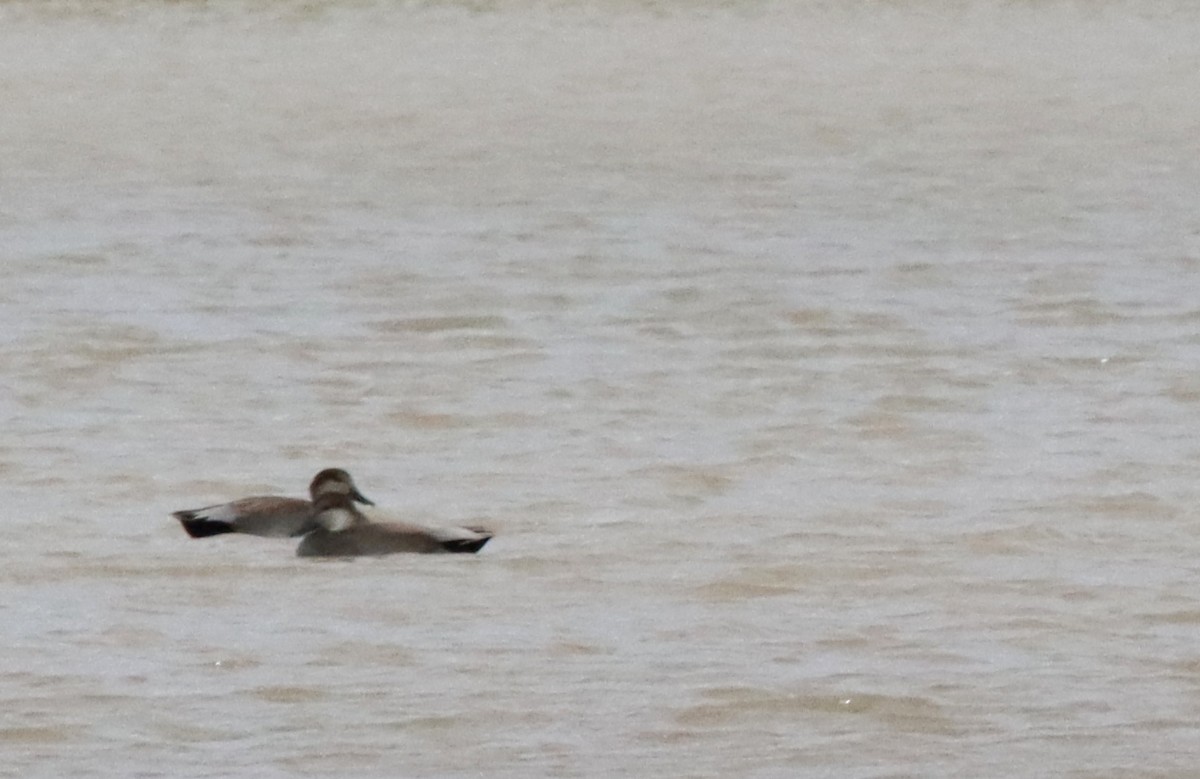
{"left": 174, "top": 511, "right": 236, "bottom": 538}
{"left": 441, "top": 531, "right": 492, "bottom": 554}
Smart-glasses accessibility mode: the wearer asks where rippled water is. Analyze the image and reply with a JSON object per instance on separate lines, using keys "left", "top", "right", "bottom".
{"left": 3, "top": 1, "right": 1200, "bottom": 776}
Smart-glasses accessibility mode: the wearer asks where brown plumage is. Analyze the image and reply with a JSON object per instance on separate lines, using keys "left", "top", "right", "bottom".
{"left": 296, "top": 491, "right": 493, "bottom": 557}
{"left": 174, "top": 468, "right": 373, "bottom": 539}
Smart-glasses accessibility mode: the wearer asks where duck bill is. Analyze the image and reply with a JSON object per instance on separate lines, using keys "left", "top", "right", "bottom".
{"left": 351, "top": 488, "right": 374, "bottom": 506}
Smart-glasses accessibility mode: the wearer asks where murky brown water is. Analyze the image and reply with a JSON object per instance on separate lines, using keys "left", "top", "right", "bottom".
{"left": 3, "top": 1, "right": 1200, "bottom": 776}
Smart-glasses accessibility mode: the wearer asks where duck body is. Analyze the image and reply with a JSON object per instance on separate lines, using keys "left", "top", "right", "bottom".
{"left": 297, "top": 521, "right": 493, "bottom": 557}
{"left": 174, "top": 468, "right": 373, "bottom": 539}
{"left": 297, "top": 492, "right": 493, "bottom": 557}
{"left": 175, "top": 496, "right": 315, "bottom": 538}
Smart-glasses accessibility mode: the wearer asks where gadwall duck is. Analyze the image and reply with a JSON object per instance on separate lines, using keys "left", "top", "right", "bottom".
{"left": 174, "top": 468, "right": 373, "bottom": 539}
{"left": 296, "top": 490, "right": 492, "bottom": 557}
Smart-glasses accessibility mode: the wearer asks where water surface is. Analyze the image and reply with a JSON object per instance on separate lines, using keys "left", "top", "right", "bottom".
{"left": 2, "top": 2, "right": 1200, "bottom": 776}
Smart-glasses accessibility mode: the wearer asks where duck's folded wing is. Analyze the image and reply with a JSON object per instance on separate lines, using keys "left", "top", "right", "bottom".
{"left": 424, "top": 524, "right": 493, "bottom": 553}
{"left": 174, "top": 496, "right": 314, "bottom": 538}
{"left": 296, "top": 521, "right": 493, "bottom": 556}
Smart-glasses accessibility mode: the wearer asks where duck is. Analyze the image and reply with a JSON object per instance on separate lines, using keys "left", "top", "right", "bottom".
{"left": 296, "top": 489, "right": 493, "bottom": 557}
{"left": 174, "top": 468, "right": 373, "bottom": 539}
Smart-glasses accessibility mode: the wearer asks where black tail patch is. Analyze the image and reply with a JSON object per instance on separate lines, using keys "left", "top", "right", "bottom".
{"left": 442, "top": 536, "right": 492, "bottom": 554}
{"left": 175, "top": 513, "right": 236, "bottom": 539}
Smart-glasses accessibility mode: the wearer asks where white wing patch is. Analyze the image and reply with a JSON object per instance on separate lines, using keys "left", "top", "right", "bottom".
{"left": 191, "top": 503, "right": 240, "bottom": 522}
{"left": 429, "top": 525, "right": 486, "bottom": 543}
